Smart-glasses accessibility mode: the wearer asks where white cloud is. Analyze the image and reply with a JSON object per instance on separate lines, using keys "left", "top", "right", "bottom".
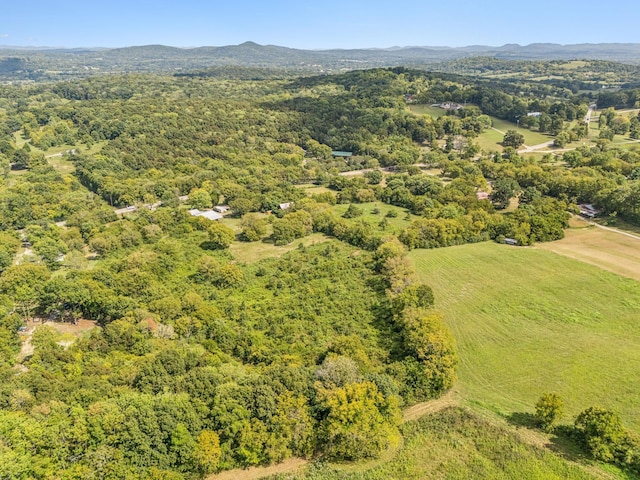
{"left": 0, "top": 34, "right": 9, "bottom": 38}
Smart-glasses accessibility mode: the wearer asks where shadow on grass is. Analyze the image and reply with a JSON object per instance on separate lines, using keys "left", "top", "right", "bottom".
{"left": 506, "top": 412, "right": 591, "bottom": 464}
{"left": 507, "top": 411, "right": 538, "bottom": 429}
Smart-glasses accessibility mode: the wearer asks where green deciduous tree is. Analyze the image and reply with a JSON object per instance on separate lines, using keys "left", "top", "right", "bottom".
{"left": 535, "top": 393, "right": 564, "bottom": 432}
{"left": 240, "top": 213, "right": 268, "bottom": 242}
{"left": 193, "top": 430, "right": 222, "bottom": 474}
{"left": 574, "top": 407, "right": 628, "bottom": 463}
{"left": 502, "top": 130, "right": 525, "bottom": 149}
{"left": 189, "top": 188, "right": 213, "bottom": 210}
{"left": 207, "top": 222, "right": 235, "bottom": 249}
{"left": 317, "top": 381, "right": 400, "bottom": 461}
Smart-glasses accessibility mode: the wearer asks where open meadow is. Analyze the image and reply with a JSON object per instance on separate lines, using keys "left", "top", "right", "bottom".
{"left": 407, "top": 104, "right": 448, "bottom": 118}
{"left": 537, "top": 217, "right": 640, "bottom": 282}
{"left": 409, "top": 242, "right": 640, "bottom": 432}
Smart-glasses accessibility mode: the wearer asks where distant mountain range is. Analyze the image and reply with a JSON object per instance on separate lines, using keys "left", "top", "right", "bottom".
{"left": 2, "top": 42, "right": 640, "bottom": 80}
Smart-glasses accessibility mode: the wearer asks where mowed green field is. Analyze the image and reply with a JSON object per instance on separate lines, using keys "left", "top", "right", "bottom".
{"left": 490, "top": 117, "right": 552, "bottom": 145}
{"left": 409, "top": 242, "right": 640, "bottom": 432}
{"left": 407, "top": 104, "right": 448, "bottom": 118}
{"left": 474, "top": 118, "right": 552, "bottom": 153}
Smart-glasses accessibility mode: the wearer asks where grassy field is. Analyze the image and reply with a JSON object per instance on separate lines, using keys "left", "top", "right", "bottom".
{"left": 331, "top": 202, "right": 419, "bottom": 235}
{"left": 407, "top": 104, "right": 448, "bottom": 118}
{"left": 474, "top": 126, "right": 506, "bottom": 152}
{"left": 229, "top": 232, "right": 330, "bottom": 264}
{"left": 296, "top": 184, "right": 333, "bottom": 195}
{"left": 216, "top": 214, "right": 330, "bottom": 264}
{"left": 490, "top": 117, "right": 552, "bottom": 145}
{"left": 268, "top": 408, "right": 615, "bottom": 480}
{"left": 208, "top": 201, "right": 418, "bottom": 264}
{"left": 474, "top": 118, "right": 552, "bottom": 153}
{"left": 409, "top": 242, "right": 640, "bottom": 432}
{"left": 537, "top": 218, "right": 640, "bottom": 282}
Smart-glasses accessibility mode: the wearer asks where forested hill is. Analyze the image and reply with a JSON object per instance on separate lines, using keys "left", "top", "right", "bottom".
{"left": 2, "top": 41, "right": 640, "bottom": 81}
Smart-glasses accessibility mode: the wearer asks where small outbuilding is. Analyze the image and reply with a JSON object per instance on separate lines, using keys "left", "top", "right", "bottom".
{"left": 504, "top": 238, "right": 518, "bottom": 246}
{"left": 214, "top": 205, "right": 231, "bottom": 213}
{"left": 578, "top": 204, "right": 600, "bottom": 218}
{"left": 188, "top": 209, "right": 223, "bottom": 221}
{"left": 279, "top": 202, "right": 292, "bottom": 211}
{"left": 331, "top": 151, "right": 353, "bottom": 158}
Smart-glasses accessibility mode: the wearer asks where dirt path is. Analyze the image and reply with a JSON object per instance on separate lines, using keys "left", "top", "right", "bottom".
{"left": 206, "top": 457, "right": 309, "bottom": 480}
{"left": 17, "top": 327, "right": 35, "bottom": 362}
{"left": 207, "top": 390, "right": 460, "bottom": 480}
{"left": 402, "top": 388, "right": 459, "bottom": 422}
{"left": 590, "top": 221, "right": 640, "bottom": 240}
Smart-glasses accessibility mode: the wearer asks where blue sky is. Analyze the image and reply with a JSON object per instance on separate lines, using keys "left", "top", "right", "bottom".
{"left": 1, "top": 1, "right": 639, "bottom": 49}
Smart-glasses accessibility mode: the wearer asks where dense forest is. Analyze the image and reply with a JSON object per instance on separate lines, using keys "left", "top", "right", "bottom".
{"left": 1, "top": 63, "right": 640, "bottom": 478}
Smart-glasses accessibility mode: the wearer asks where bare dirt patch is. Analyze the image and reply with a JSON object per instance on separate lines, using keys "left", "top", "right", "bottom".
{"left": 206, "top": 457, "right": 309, "bottom": 480}
{"left": 402, "top": 388, "right": 460, "bottom": 422}
{"left": 17, "top": 319, "right": 98, "bottom": 362}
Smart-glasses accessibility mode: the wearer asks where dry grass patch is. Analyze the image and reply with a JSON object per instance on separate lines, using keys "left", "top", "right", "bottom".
{"left": 537, "top": 220, "right": 640, "bottom": 282}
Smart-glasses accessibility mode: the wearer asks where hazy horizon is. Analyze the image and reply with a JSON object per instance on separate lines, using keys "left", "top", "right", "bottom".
{"left": 2, "top": 0, "right": 639, "bottom": 50}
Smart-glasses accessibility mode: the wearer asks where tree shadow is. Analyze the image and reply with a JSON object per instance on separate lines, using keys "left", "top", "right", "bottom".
{"left": 506, "top": 412, "right": 590, "bottom": 464}
{"left": 506, "top": 411, "right": 538, "bottom": 429}
{"left": 199, "top": 241, "right": 223, "bottom": 250}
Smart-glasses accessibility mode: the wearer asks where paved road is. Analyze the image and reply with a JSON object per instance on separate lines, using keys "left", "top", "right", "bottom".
{"left": 584, "top": 104, "right": 597, "bottom": 124}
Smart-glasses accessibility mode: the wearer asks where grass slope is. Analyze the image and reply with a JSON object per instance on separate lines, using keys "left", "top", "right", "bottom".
{"left": 270, "top": 408, "right": 604, "bottom": 480}
{"left": 409, "top": 243, "right": 640, "bottom": 432}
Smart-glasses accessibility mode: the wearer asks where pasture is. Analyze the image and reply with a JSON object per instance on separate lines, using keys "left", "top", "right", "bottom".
{"left": 409, "top": 242, "right": 640, "bottom": 432}
{"left": 537, "top": 218, "right": 640, "bottom": 282}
